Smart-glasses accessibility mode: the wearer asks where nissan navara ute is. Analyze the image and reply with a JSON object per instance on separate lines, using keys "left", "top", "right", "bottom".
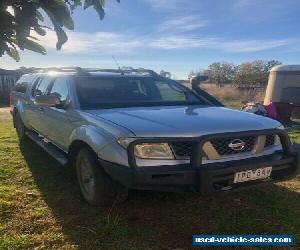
{"left": 10, "top": 68, "right": 300, "bottom": 206}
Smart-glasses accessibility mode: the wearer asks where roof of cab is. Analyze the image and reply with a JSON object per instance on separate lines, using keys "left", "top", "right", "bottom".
{"left": 23, "top": 68, "right": 158, "bottom": 78}
{"left": 81, "top": 71, "right": 153, "bottom": 77}
{"left": 270, "top": 65, "right": 300, "bottom": 72}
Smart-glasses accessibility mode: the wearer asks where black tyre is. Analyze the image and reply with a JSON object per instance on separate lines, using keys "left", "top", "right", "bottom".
{"left": 14, "top": 112, "right": 27, "bottom": 142}
{"left": 76, "top": 147, "right": 128, "bottom": 206}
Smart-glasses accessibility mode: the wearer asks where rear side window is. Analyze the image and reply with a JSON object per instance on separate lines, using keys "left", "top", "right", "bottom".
{"left": 13, "top": 82, "right": 27, "bottom": 94}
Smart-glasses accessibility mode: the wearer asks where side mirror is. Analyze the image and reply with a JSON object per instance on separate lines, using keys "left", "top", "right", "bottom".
{"left": 35, "top": 95, "right": 61, "bottom": 107}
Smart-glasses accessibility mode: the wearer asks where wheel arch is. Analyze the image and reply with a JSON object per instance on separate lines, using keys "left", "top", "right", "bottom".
{"left": 68, "top": 125, "right": 116, "bottom": 159}
{"left": 68, "top": 140, "right": 95, "bottom": 168}
{"left": 72, "top": 140, "right": 128, "bottom": 206}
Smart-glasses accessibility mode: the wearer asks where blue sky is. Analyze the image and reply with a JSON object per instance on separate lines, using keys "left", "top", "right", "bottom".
{"left": 1, "top": 0, "right": 300, "bottom": 78}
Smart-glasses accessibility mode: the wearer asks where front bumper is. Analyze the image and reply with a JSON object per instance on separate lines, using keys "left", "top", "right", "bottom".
{"left": 101, "top": 151, "right": 300, "bottom": 193}
{"left": 101, "top": 129, "right": 300, "bottom": 194}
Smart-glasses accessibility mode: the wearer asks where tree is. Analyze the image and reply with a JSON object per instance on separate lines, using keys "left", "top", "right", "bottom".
{"left": 0, "top": 0, "right": 119, "bottom": 61}
{"left": 189, "top": 60, "right": 281, "bottom": 87}
{"left": 265, "top": 60, "right": 282, "bottom": 70}
{"left": 207, "top": 62, "right": 236, "bottom": 85}
{"left": 233, "top": 60, "right": 282, "bottom": 87}
{"left": 251, "top": 60, "right": 281, "bottom": 85}
{"left": 233, "top": 62, "right": 255, "bottom": 86}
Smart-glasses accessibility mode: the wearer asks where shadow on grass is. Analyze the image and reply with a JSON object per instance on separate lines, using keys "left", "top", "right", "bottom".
{"left": 19, "top": 140, "right": 300, "bottom": 249}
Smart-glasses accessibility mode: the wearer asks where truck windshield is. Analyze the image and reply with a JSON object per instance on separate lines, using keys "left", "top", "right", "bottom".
{"left": 75, "top": 76, "right": 209, "bottom": 109}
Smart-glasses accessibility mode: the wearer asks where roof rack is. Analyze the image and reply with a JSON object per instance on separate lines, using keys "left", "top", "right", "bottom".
{"left": 34, "top": 67, "right": 159, "bottom": 77}
{"left": 76, "top": 67, "right": 159, "bottom": 77}
{"left": 120, "top": 67, "right": 159, "bottom": 77}
{"left": 35, "top": 67, "right": 86, "bottom": 74}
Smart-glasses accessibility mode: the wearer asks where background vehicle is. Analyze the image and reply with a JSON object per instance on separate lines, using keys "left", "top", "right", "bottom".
{"left": 264, "top": 65, "right": 300, "bottom": 123}
{"left": 10, "top": 68, "right": 300, "bottom": 206}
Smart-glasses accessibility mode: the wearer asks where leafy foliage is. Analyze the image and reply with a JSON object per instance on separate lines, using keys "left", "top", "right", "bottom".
{"left": 232, "top": 60, "right": 281, "bottom": 87}
{"left": 207, "top": 62, "right": 236, "bottom": 85}
{"left": 0, "top": 0, "right": 119, "bottom": 61}
{"left": 191, "top": 60, "right": 282, "bottom": 86}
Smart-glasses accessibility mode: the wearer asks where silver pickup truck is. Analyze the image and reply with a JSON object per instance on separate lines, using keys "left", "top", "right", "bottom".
{"left": 10, "top": 68, "right": 300, "bottom": 206}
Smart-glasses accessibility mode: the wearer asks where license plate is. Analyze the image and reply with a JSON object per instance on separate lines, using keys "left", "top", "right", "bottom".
{"left": 233, "top": 167, "right": 272, "bottom": 183}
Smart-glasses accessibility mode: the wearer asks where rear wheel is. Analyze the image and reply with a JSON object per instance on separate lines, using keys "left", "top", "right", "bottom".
{"left": 14, "top": 112, "right": 27, "bottom": 142}
{"left": 76, "top": 147, "right": 128, "bottom": 206}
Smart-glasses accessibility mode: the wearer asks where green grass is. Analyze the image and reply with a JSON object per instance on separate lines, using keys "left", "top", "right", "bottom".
{"left": 0, "top": 107, "right": 300, "bottom": 249}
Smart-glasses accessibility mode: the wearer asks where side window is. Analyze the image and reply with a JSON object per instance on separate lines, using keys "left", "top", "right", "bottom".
{"left": 13, "top": 75, "right": 30, "bottom": 94}
{"left": 31, "top": 78, "right": 42, "bottom": 97}
{"left": 13, "top": 82, "right": 27, "bottom": 94}
{"left": 49, "top": 78, "right": 69, "bottom": 103}
{"left": 34, "top": 77, "right": 53, "bottom": 97}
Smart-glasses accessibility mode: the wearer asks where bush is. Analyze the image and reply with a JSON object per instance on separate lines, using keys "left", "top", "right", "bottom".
{"left": 201, "top": 84, "right": 265, "bottom": 103}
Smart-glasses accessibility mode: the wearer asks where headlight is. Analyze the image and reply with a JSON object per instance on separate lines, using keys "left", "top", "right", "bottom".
{"left": 117, "top": 138, "right": 174, "bottom": 159}
{"left": 277, "top": 125, "right": 285, "bottom": 130}
{"left": 134, "top": 143, "right": 174, "bottom": 159}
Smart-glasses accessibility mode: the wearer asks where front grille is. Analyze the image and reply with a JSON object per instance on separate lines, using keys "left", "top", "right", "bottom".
{"left": 169, "top": 134, "right": 277, "bottom": 159}
{"left": 210, "top": 136, "right": 256, "bottom": 156}
{"left": 170, "top": 142, "right": 194, "bottom": 158}
{"left": 265, "top": 134, "right": 275, "bottom": 147}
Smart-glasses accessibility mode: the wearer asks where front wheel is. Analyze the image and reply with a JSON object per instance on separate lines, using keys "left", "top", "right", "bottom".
{"left": 76, "top": 147, "right": 128, "bottom": 206}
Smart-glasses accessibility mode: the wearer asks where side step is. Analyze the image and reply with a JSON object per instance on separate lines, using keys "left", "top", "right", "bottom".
{"left": 25, "top": 131, "right": 68, "bottom": 166}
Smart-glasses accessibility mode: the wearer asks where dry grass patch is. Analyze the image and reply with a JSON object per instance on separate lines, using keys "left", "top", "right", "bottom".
{"left": 202, "top": 84, "right": 265, "bottom": 108}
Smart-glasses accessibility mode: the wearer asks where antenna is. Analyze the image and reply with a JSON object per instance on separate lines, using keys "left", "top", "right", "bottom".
{"left": 112, "top": 56, "right": 121, "bottom": 70}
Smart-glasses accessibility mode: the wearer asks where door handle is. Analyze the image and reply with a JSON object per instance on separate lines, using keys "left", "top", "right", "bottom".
{"left": 38, "top": 107, "right": 44, "bottom": 112}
